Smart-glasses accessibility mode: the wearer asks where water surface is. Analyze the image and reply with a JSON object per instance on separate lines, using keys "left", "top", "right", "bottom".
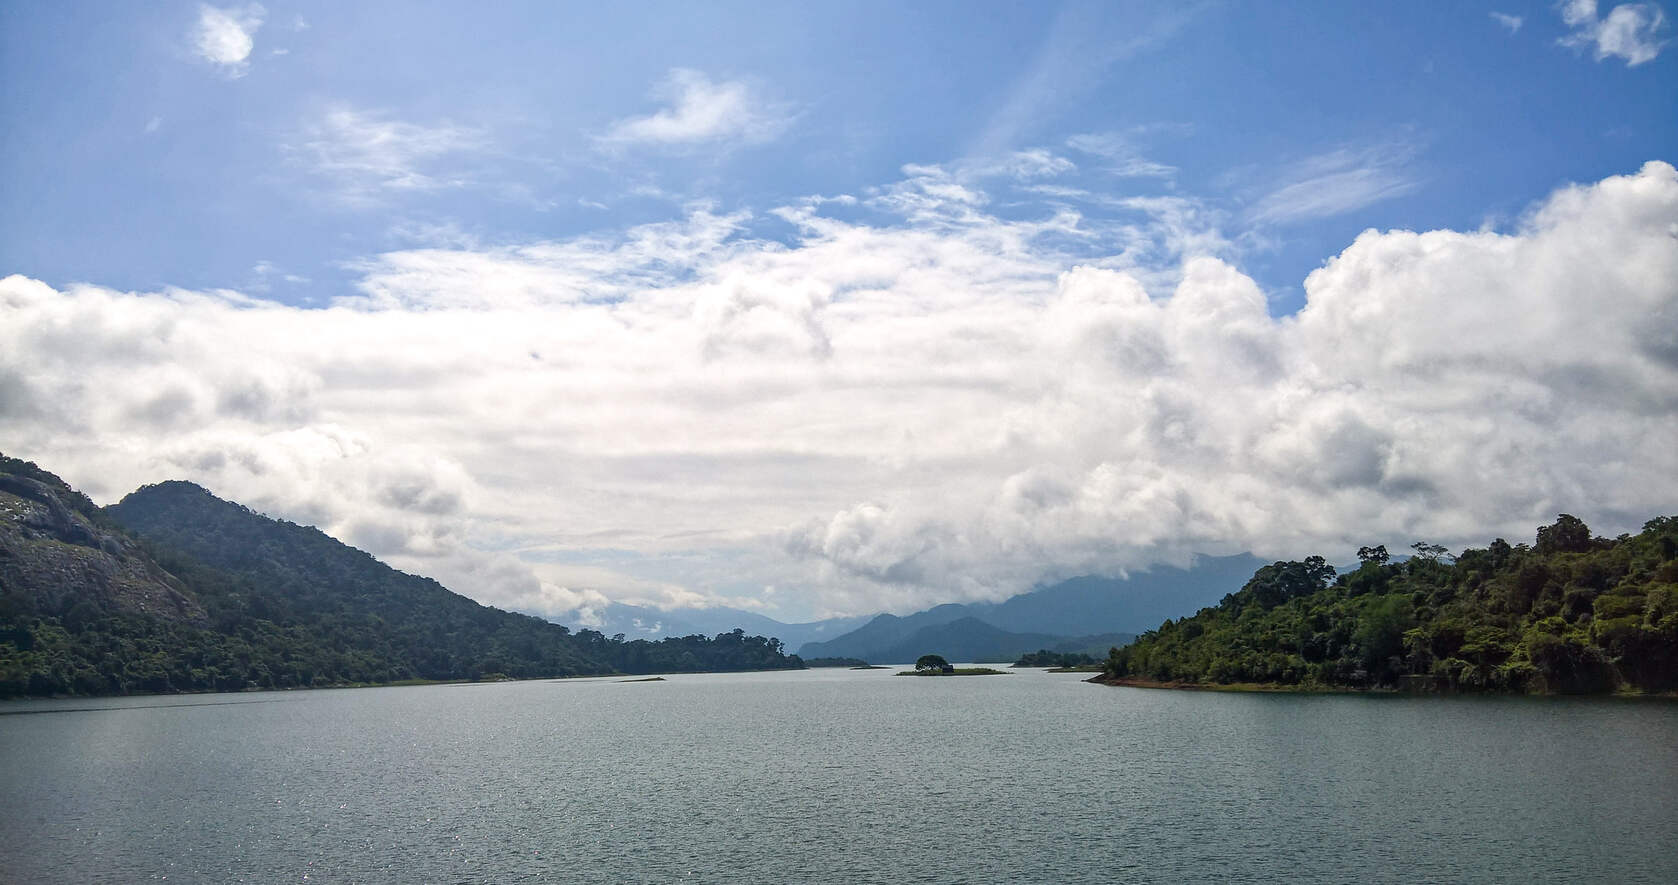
{"left": 2, "top": 668, "right": 1675, "bottom": 883}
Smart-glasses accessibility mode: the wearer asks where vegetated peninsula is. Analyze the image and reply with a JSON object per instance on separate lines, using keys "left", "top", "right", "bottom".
{"left": 0, "top": 454, "right": 803, "bottom": 698}
{"left": 1013, "top": 650, "right": 1101, "bottom": 668}
{"left": 802, "top": 657, "right": 872, "bottom": 668}
{"left": 1095, "top": 515, "right": 1678, "bottom": 695}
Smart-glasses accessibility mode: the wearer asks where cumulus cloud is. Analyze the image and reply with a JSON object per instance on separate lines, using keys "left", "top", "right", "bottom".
{"left": 1559, "top": 0, "right": 1670, "bottom": 65}
{"left": 192, "top": 4, "right": 265, "bottom": 77}
{"left": 3, "top": 163, "right": 1675, "bottom": 619}
{"left": 600, "top": 69, "right": 794, "bottom": 149}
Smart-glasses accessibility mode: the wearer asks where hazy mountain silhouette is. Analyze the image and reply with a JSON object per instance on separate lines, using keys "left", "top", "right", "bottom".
{"left": 798, "top": 553, "right": 1262, "bottom": 660}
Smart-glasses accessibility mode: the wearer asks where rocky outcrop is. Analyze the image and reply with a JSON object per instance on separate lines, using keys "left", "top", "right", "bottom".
{"left": 0, "top": 459, "right": 204, "bottom": 623}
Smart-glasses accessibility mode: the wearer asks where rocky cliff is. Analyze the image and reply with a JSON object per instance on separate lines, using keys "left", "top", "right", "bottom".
{"left": 0, "top": 457, "right": 203, "bottom": 623}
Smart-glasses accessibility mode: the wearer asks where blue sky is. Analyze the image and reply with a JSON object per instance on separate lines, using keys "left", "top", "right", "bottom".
{"left": 5, "top": 2, "right": 1670, "bottom": 308}
{"left": 2, "top": 2, "right": 1675, "bottom": 622}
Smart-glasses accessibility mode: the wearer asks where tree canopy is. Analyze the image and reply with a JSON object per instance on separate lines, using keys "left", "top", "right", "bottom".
{"left": 1103, "top": 514, "right": 1678, "bottom": 694}
{"left": 915, "top": 653, "right": 953, "bottom": 672}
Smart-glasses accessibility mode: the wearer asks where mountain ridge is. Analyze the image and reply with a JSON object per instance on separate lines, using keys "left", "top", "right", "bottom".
{"left": 554, "top": 601, "right": 869, "bottom": 650}
{"left": 0, "top": 457, "right": 802, "bottom": 697}
{"left": 798, "top": 553, "right": 1263, "bottom": 660}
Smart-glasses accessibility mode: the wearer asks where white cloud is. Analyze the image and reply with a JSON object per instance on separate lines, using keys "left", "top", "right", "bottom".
{"left": 1000, "top": 149, "right": 1077, "bottom": 179}
{"left": 1559, "top": 0, "right": 1670, "bottom": 65}
{"left": 2, "top": 162, "right": 1675, "bottom": 620}
{"left": 1490, "top": 12, "right": 1525, "bottom": 33}
{"left": 1245, "top": 143, "right": 1419, "bottom": 226}
{"left": 192, "top": 4, "right": 265, "bottom": 77}
{"left": 1066, "top": 133, "right": 1177, "bottom": 179}
{"left": 292, "top": 107, "right": 487, "bottom": 203}
{"left": 600, "top": 69, "right": 794, "bottom": 149}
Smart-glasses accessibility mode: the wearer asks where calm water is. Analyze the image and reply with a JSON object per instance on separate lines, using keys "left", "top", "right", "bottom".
{"left": 2, "top": 668, "right": 1675, "bottom": 883}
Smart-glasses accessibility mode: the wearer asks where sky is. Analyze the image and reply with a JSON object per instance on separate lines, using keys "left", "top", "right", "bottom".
{"left": 2, "top": 1, "right": 1675, "bottom": 624}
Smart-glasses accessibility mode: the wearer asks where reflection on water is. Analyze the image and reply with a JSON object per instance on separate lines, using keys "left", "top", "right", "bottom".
{"left": 2, "top": 668, "right": 1676, "bottom": 883}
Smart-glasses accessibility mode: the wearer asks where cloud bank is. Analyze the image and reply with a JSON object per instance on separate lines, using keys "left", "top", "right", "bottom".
{"left": 2, "top": 162, "right": 1674, "bottom": 619}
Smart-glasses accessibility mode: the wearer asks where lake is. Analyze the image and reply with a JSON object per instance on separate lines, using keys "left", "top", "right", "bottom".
{"left": 2, "top": 667, "right": 1675, "bottom": 883}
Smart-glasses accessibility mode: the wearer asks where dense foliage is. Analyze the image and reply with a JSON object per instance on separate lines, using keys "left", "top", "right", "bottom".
{"left": 1104, "top": 515, "right": 1678, "bottom": 694}
{"left": 1, "top": 466, "right": 801, "bottom": 697}
{"left": 571, "top": 626, "right": 799, "bottom": 676}
{"left": 804, "top": 657, "right": 870, "bottom": 667}
{"left": 915, "top": 654, "right": 953, "bottom": 672}
{"left": 1013, "top": 649, "right": 1099, "bottom": 668}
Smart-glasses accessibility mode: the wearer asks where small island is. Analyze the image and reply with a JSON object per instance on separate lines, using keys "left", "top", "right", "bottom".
{"left": 894, "top": 654, "right": 1009, "bottom": 676}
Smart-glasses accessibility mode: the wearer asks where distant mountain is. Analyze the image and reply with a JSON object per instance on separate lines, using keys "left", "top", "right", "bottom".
{"left": 558, "top": 601, "right": 869, "bottom": 650}
{"left": 973, "top": 554, "right": 1266, "bottom": 636}
{"left": 0, "top": 454, "right": 802, "bottom": 698}
{"left": 664, "top": 607, "right": 870, "bottom": 650}
{"left": 797, "top": 553, "right": 1263, "bottom": 660}
{"left": 797, "top": 604, "right": 973, "bottom": 661}
{"left": 829, "top": 616, "right": 1134, "bottom": 664}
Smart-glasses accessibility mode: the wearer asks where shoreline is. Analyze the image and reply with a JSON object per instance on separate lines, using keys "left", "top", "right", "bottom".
{"left": 0, "top": 664, "right": 813, "bottom": 704}
{"left": 1086, "top": 675, "right": 1378, "bottom": 694}
{"left": 1085, "top": 674, "right": 1678, "bottom": 698}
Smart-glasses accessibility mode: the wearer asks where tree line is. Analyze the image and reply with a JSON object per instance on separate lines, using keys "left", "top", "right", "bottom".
{"left": 1104, "top": 514, "right": 1678, "bottom": 693}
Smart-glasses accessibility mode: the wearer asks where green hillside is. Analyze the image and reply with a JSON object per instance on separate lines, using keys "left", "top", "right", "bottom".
{"left": 1101, "top": 515, "right": 1678, "bottom": 694}
{"left": 1, "top": 456, "right": 801, "bottom": 697}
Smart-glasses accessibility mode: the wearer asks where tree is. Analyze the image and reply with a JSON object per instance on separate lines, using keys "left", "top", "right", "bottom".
{"left": 915, "top": 654, "right": 952, "bottom": 673}
{"left": 1357, "top": 545, "right": 1390, "bottom": 565}
{"left": 1535, "top": 514, "right": 1592, "bottom": 555}
{"left": 1222, "top": 556, "right": 1337, "bottom": 613}
{"left": 1410, "top": 541, "right": 1450, "bottom": 562}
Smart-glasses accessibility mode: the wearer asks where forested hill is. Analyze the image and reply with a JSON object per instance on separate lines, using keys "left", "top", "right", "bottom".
{"left": 1101, "top": 515, "right": 1678, "bottom": 694}
{"left": 1, "top": 457, "right": 801, "bottom": 697}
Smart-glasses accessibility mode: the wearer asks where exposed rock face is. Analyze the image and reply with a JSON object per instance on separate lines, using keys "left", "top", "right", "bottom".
{"left": 0, "top": 460, "right": 204, "bottom": 623}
